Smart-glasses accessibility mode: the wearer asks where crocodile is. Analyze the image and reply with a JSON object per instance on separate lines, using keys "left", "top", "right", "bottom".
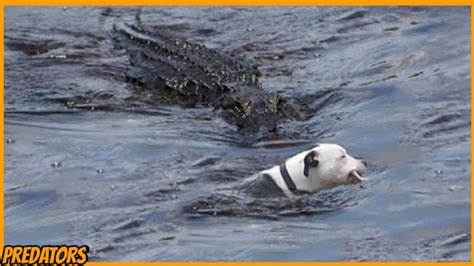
{"left": 112, "top": 22, "right": 306, "bottom": 135}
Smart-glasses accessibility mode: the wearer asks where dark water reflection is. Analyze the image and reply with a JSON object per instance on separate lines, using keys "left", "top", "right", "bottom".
{"left": 5, "top": 6, "right": 471, "bottom": 261}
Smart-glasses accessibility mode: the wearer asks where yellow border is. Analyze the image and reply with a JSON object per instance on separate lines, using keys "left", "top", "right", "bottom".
{"left": 1, "top": 4, "right": 472, "bottom": 265}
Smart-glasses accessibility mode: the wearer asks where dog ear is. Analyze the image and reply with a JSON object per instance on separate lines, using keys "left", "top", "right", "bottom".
{"left": 303, "top": 150, "right": 319, "bottom": 177}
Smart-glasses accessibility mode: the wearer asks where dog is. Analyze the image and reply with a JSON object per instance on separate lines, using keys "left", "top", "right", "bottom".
{"left": 241, "top": 143, "right": 367, "bottom": 198}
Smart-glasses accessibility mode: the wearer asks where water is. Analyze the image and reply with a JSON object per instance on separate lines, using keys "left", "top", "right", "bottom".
{"left": 4, "top": 6, "right": 471, "bottom": 261}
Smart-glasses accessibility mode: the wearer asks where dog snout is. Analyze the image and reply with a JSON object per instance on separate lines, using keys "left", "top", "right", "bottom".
{"left": 358, "top": 160, "right": 367, "bottom": 175}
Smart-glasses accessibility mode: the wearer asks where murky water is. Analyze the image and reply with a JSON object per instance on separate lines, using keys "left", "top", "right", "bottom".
{"left": 5, "top": 6, "right": 471, "bottom": 261}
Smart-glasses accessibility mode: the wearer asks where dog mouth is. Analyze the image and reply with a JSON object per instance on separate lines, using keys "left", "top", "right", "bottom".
{"left": 348, "top": 170, "right": 366, "bottom": 183}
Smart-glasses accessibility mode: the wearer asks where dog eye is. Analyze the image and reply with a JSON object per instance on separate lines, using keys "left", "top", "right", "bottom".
{"left": 340, "top": 155, "right": 346, "bottom": 159}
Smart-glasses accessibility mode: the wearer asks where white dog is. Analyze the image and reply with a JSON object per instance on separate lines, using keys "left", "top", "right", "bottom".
{"left": 242, "top": 143, "right": 367, "bottom": 198}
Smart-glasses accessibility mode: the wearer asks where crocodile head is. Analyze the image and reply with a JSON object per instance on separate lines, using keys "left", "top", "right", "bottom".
{"left": 220, "top": 95, "right": 280, "bottom": 135}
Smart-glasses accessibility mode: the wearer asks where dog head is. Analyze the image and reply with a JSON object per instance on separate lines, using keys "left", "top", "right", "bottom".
{"left": 301, "top": 143, "right": 366, "bottom": 190}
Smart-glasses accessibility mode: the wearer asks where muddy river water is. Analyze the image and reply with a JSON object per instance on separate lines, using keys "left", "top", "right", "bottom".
{"left": 5, "top": 6, "right": 471, "bottom": 261}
